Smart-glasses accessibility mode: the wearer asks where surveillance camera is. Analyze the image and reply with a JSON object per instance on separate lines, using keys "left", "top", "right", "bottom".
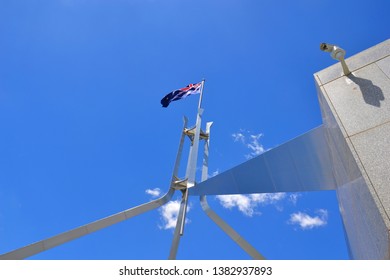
{"left": 331, "top": 47, "right": 346, "bottom": 61}
{"left": 320, "top": 42, "right": 350, "bottom": 75}
{"left": 320, "top": 43, "right": 335, "bottom": 52}
{"left": 320, "top": 43, "right": 346, "bottom": 60}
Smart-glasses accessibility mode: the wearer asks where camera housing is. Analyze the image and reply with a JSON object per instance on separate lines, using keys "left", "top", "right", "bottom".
{"left": 320, "top": 43, "right": 350, "bottom": 75}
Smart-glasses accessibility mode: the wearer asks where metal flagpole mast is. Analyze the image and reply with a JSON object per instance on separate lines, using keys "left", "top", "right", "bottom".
{"left": 1, "top": 79, "right": 220, "bottom": 260}
{"left": 168, "top": 79, "right": 205, "bottom": 259}
{"left": 198, "top": 79, "right": 205, "bottom": 111}
{"left": 186, "top": 79, "right": 205, "bottom": 189}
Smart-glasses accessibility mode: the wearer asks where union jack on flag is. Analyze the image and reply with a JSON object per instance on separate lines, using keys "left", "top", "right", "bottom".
{"left": 161, "top": 82, "right": 202, "bottom": 108}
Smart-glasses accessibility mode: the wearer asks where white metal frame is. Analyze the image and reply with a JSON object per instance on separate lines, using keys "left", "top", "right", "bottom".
{"left": 0, "top": 80, "right": 263, "bottom": 260}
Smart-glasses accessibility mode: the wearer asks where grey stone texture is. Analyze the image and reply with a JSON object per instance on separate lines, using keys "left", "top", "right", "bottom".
{"left": 315, "top": 39, "right": 390, "bottom": 259}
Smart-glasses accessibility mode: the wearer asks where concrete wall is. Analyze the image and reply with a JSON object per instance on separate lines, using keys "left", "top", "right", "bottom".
{"left": 315, "top": 39, "right": 390, "bottom": 259}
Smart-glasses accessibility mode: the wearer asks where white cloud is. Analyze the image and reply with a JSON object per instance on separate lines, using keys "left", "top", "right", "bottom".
{"left": 145, "top": 188, "right": 161, "bottom": 198}
{"left": 250, "top": 193, "right": 286, "bottom": 204}
{"left": 288, "top": 193, "right": 301, "bottom": 205}
{"left": 246, "top": 134, "right": 265, "bottom": 158}
{"left": 232, "top": 130, "right": 266, "bottom": 159}
{"left": 145, "top": 191, "right": 191, "bottom": 229}
{"left": 146, "top": 189, "right": 191, "bottom": 230}
{"left": 159, "top": 200, "right": 191, "bottom": 230}
{"left": 232, "top": 132, "right": 245, "bottom": 143}
{"left": 288, "top": 209, "right": 328, "bottom": 230}
{"left": 216, "top": 194, "right": 255, "bottom": 216}
{"left": 216, "top": 193, "right": 286, "bottom": 217}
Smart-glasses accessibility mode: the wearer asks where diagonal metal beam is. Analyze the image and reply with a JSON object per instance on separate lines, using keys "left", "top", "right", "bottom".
{"left": 168, "top": 189, "right": 189, "bottom": 260}
{"left": 170, "top": 116, "right": 188, "bottom": 186}
{"left": 199, "top": 122, "right": 265, "bottom": 259}
{"left": 1, "top": 116, "right": 191, "bottom": 260}
{"left": 200, "top": 196, "right": 265, "bottom": 259}
{"left": 0, "top": 188, "right": 175, "bottom": 260}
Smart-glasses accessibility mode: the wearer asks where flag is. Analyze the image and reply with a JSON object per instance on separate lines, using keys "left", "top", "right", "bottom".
{"left": 161, "top": 82, "right": 202, "bottom": 108}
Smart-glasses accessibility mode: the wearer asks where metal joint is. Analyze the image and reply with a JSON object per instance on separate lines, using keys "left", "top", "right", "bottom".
{"left": 172, "top": 178, "right": 188, "bottom": 190}
{"left": 184, "top": 127, "right": 209, "bottom": 143}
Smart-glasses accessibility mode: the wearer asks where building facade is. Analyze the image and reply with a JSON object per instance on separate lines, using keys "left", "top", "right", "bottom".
{"left": 315, "top": 39, "right": 390, "bottom": 259}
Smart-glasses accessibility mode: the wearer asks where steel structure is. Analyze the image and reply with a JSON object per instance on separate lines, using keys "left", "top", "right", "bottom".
{"left": 2, "top": 39, "right": 389, "bottom": 259}
{"left": 0, "top": 80, "right": 264, "bottom": 260}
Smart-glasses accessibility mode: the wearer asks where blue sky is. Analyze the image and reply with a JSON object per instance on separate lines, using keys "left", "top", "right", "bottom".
{"left": 0, "top": 0, "right": 389, "bottom": 260}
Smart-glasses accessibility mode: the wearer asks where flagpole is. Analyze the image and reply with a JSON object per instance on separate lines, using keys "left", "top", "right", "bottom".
{"left": 198, "top": 79, "right": 205, "bottom": 110}
{"left": 185, "top": 79, "right": 205, "bottom": 188}
{"left": 169, "top": 79, "right": 206, "bottom": 258}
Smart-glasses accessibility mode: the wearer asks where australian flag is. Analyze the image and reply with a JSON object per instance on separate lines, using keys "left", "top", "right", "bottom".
{"left": 161, "top": 82, "right": 202, "bottom": 108}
